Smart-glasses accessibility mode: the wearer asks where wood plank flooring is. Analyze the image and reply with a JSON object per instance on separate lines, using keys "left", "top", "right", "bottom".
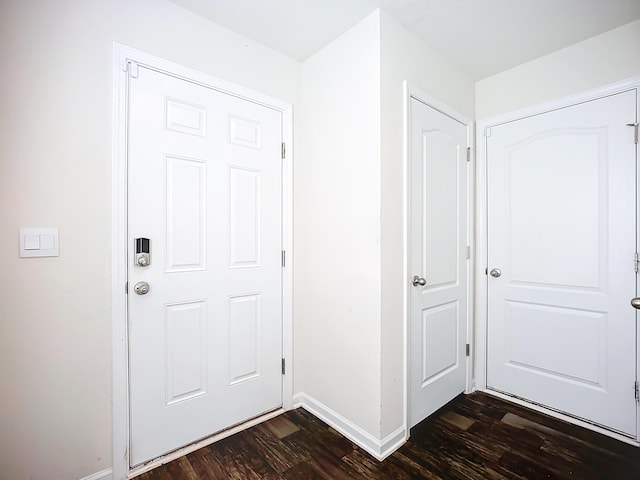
{"left": 137, "top": 392, "right": 640, "bottom": 479}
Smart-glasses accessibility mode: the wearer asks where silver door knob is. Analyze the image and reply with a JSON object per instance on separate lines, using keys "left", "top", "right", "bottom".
{"left": 134, "top": 281, "right": 150, "bottom": 295}
{"left": 489, "top": 268, "right": 502, "bottom": 278}
{"left": 412, "top": 275, "right": 426, "bottom": 286}
{"left": 631, "top": 297, "right": 640, "bottom": 309}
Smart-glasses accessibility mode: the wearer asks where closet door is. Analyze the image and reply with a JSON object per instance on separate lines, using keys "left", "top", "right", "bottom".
{"left": 486, "top": 89, "right": 637, "bottom": 436}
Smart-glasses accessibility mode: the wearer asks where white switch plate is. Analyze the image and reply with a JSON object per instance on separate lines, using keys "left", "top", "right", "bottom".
{"left": 20, "top": 228, "right": 59, "bottom": 258}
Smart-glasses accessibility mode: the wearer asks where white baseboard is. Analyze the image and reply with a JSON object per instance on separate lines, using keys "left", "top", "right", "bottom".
{"left": 293, "top": 392, "right": 406, "bottom": 461}
{"left": 79, "top": 468, "right": 113, "bottom": 480}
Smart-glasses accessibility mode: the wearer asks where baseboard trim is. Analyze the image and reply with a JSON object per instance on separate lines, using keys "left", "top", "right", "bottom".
{"left": 80, "top": 468, "right": 113, "bottom": 480}
{"left": 293, "top": 392, "right": 406, "bottom": 461}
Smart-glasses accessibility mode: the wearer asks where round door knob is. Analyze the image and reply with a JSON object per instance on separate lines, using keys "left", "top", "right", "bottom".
{"left": 489, "top": 268, "right": 502, "bottom": 278}
{"left": 631, "top": 297, "right": 640, "bottom": 309}
{"left": 412, "top": 275, "right": 427, "bottom": 286}
{"left": 134, "top": 281, "right": 150, "bottom": 295}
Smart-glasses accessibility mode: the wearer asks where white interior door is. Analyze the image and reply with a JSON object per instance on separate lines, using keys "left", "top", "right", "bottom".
{"left": 410, "top": 96, "right": 469, "bottom": 427}
{"left": 486, "top": 89, "right": 637, "bottom": 436}
{"left": 128, "top": 65, "right": 283, "bottom": 465}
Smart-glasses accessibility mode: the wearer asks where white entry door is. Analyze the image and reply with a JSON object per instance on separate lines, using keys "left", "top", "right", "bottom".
{"left": 486, "top": 90, "right": 637, "bottom": 436}
{"left": 409, "top": 96, "right": 470, "bottom": 427}
{"left": 128, "top": 65, "right": 284, "bottom": 465}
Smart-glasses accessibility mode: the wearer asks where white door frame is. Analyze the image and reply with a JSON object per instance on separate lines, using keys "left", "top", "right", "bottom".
{"left": 111, "top": 44, "right": 294, "bottom": 479}
{"left": 475, "top": 76, "right": 640, "bottom": 445}
{"left": 403, "top": 82, "right": 475, "bottom": 433}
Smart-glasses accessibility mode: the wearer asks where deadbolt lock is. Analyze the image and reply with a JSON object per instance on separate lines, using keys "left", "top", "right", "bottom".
{"left": 135, "top": 238, "right": 151, "bottom": 267}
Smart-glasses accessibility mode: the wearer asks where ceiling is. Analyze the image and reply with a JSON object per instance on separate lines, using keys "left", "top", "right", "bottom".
{"left": 171, "top": 0, "right": 640, "bottom": 80}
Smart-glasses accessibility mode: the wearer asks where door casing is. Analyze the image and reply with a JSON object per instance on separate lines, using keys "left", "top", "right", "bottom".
{"left": 403, "top": 82, "right": 474, "bottom": 433}
{"left": 475, "top": 76, "right": 640, "bottom": 445}
{"left": 111, "top": 44, "right": 294, "bottom": 479}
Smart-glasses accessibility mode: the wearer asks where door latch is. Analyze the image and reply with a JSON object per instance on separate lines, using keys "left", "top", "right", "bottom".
{"left": 626, "top": 122, "right": 639, "bottom": 144}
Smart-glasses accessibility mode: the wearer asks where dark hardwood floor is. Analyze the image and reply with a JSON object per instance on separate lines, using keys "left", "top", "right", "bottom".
{"left": 137, "top": 392, "right": 640, "bottom": 479}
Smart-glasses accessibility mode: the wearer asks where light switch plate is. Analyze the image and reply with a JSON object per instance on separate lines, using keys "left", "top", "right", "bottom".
{"left": 20, "top": 228, "right": 59, "bottom": 258}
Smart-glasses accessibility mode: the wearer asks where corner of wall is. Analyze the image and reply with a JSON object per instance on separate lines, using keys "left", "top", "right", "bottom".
{"left": 294, "top": 6, "right": 383, "bottom": 441}
{"left": 293, "top": 392, "right": 406, "bottom": 461}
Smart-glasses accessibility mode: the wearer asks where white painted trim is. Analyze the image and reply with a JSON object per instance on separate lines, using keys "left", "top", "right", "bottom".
{"left": 475, "top": 75, "right": 640, "bottom": 444}
{"left": 112, "top": 43, "right": 294, "bottom": 480}
{"left": 466, "top": 120, "right": 476, "bottom": 396}
{"left": 293, "top": 393, "right": 406, "bottom": 461}
{"left": 474, "top": 114, "right": 489, "bottom": 392}
{"left": 636, "top": 84, "right": 640, "bottom": 445}
{"left": 79, "top": 469, "right": 113, "bottom": 480}
{"left": 478, "top": 76, "right": 640, "bottom": 128}
{"left": 401, "top": 81, "right": 410, "bottom": 440}
{"left": 128, "top": 408, "right": 285, "bottom": 478}
{"left": 111, "top": 43, "right": 130, "bottom": 480}
{"left": 636, "top": 86, "right": 640, "bottom": 445}
{"left": 281, "top": 105, "right": 294, "bottom": 410}
{"left": 403, "top": 82, "right": 474, "bottom": 429}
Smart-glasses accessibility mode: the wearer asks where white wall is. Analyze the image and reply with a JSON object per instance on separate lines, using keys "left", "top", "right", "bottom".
{"left": 9, "top": 1, "right": 635, "bottom": 477}
{"left": 295, "top": 11, "right": 382, "bottom": 437}
{"left": 476, "top": 19, "right": 640, "bottom": 119}
{"left": 294, "top": 9, "right": 476, "bottom": 444}
{"left": 379, "top": 11, "right": 475, "bottom": 437}
{"left": 0, "top": 1, "right": 299, "bottom": 479}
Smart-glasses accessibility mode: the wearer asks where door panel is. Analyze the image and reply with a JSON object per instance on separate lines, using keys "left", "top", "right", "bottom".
{"left": 423, "top": 130, "right": 459, "bottom": 287}
{"left": 421, "top": 302, "right": 459, "bottom": 380}
{"left": 228, "top": 293, "right": 261, "bottom": 385}
{"left": 487, "top": 90, "right": 637, "bottom": 436}
{"left": 165, "top": 155, "right": 206, "bottom": 271}
{"left": 410, "top": 98, "right": 469, "bottom": 427}
{"left": 165, "top": 301, "right": 208, "bottom": 405}
{"left": 128, "top": 66, "right": 283, "bottom": 465}
{"left": 229, "top": 167, "right": 261, "bottom": 267}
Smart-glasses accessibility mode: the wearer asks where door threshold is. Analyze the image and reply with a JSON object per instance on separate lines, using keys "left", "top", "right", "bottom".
{"left": 481, "top": 388, "right": 639, "bottom": 447}
{"left": 128, "top": 407, "right": 285, "bottom": 478}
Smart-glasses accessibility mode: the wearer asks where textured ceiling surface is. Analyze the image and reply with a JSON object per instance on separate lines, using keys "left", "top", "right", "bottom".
{"left": 171, "top": 0, "right": 640, "bottom": 79}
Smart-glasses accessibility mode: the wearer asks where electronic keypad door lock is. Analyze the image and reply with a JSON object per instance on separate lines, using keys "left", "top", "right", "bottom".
{"left": 135, "top": 237, "right": 150, "bottom": 267}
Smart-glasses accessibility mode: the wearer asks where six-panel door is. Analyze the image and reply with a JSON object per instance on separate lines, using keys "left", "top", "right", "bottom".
{"left": 128, "top": 66, "right": 283, "bottom": 465}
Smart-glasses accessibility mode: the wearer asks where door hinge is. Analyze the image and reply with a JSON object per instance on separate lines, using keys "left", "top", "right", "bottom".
{"left": 466, "top": 147, "right": 471, "bottom": 162}
{"left": 634, "top": 252, "right": 639, "bottom": 273}
{"left": 635, "top": 381, "right": 639, "bottom": 402}
{"left": 485, "top": 267, "right": 488, "bottom": 275}
{"left": 281, "top": 250, "right": 286, "bottom": 268}
{"left": 465, "top": 344, "right": 470, "bottom": 357}
{"left": 282, "top": 358, "right": 286, "bottom": 375}
{"left": 281, "top": 143, "right": 286, "bottom": 159}
{"left": 466, "top": 246, "right": 471, "bottom": 259}
{"left": 627, "top": 122, "right": 639, "bottom": 144}
{"left": 126, "top": 60, "right": 139, "bottom": 78}
{"left": 125, "top": 281, "right": 128, "bottom": 294}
